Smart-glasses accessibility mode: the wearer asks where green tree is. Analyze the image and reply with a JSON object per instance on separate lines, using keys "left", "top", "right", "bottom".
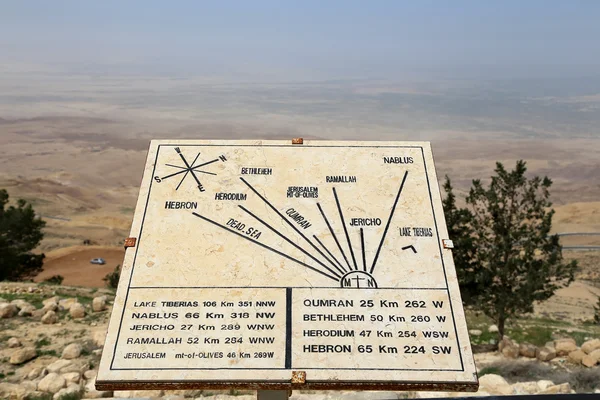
{"left": 444, "top": 161, "right": 577, "bottom": 341}
{"left": 0, "top": 189, "right": 46, "bottom": 281}
{"left": 442, "top": 177, "right": 478, "bottom": 305}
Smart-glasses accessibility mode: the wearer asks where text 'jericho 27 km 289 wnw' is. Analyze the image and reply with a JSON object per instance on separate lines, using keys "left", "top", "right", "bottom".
{"left": 97, "top": 140, "right": 478, "bottom": 392}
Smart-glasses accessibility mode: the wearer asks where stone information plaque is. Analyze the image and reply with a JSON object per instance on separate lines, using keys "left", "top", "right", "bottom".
{"left": 97, "top": 140, "right": 478, "bottom": 391}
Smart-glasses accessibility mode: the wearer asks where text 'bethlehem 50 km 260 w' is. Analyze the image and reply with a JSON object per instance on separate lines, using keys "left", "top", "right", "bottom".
{"left": 97, "top": 140, "right": 478, "bottom": 392}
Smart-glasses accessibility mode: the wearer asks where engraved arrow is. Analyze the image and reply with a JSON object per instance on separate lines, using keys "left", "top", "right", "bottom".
{"left": 401, "top": 245, "right": 417, "bottom": 254}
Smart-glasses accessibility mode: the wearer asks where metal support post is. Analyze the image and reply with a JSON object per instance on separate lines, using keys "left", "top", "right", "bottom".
{"left": 257, "top": 390, "right": 290, "bottom": 400}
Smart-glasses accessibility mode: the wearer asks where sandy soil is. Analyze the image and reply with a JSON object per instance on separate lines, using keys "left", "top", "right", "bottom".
{"left": 535, "top": 281, "right": 600, "bottom": 321}
{"left": 34, "top": 246, "right": 125, "bottom": 287}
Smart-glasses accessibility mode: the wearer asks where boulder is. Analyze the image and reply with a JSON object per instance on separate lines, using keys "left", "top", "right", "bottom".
{"left": 498, "top": 337, "right": 509, "bottom": 351}
{"left": 9, "top": 346, "right": 37, "bottom": 364}
{"left": 70, "top": 302, "right": 86, "bottom": 318}
{"left": 568, "top": 349, "right": 586, "bottom": 364}
{"left": 47, "top": 359, "right": 74, "bottom": 373}
{"left": 0, "top": 303, "right": 18, "bottom": 318}
{"left": 170, "top": 389, "right": 204, "bottom": 398}
{"left": 554, "top": 338, "right": 577, "bottom": 356}
{"left": 519, "top": 343, "right": 537, "bottom": 358}
{"left": 539, "top": 382, "right": 572, "bottom": 394}
{"left": 536, "top": 380, "right": 555, "bottom": 391}
{"left": 62, "top": 343, "right": 83, "bottom": 359}
{"left": 502, "top": 344, "right": 520, "bottom": 359}
{"left": 21, "top": 380, "right": 37, "bottom": 391}
{"left": 7, "top": 337, "right": 21, "bottom": 348}
{"left": 92, "top": 296, "right": 107, "bottom": 312}
{"left": 43, "top": 296, "right": 59, "bottom": 306}
{"left": 84, "top": 369, "right": 97, "bottom": 380}
{"left": 512, "top": 381, "right": 540, "bottom": 395}
{"left": 59, "top": 298, "right": 78, "bottom": 311}
{"left": 590, "top": 348, "right": 600, "bottom": 359}
{"left": 18, "top": 305, "right": 36, "bottom": 316}
{"left": 84, "top": 376, "right": 113, "bottom": 399}
{"left": 499, "top": 338, "right": 519, "bottom": 359}
{"left": 92, "top": 329, "right": 107, "bottom": 347}
{"left": 41, "top": 310, "right": 58, "bottom": 324}
{"left": 162, "top": 396, "right": 185, "bottom": 400}
{"left": 478, "top": 374, "right": 513, "bottom": 395}
{"left": 555, "top": 337, "right": 576, "bottom": 345}
{"left": 469, "top": 329, "right": 482, "bottom": 336}
{"left": 582, "top": 349, "right": 600, "bottom": 367}
{"left": 42, "top": 302, "right": 58, "bottom": 312}
{"left": 58, "top": 359, "right": 90, "bottom": 374}
{"left": 581, "top": 338, "right": 600, "bottom": 354}
{"left": 53, "top": 383, "right": 82, "bottom": 400}
{"left": 38, "top": 372, "right": 66, "bottom": 393}
{"left": 488, "top": 324, "right": 499, "bottom": 333}
{"left": 0, "top": 382, "right": 30, "bottom": 399}
{"left": 27, "top": 367, "right": 46, "bottom": 380}
{"left": 582, "top": 355, "right": 598, "bottom": 368}
{"left": 536, "top": 347, "right": 556, "bottom": 362}
{"left": 61, "top": 371, "right": 81, "bottom": 384}
{"left": 114, "top": 389, "right": 164, "bottom": 398}
{"left": 10, "top": 299, "right": 32, "bottom": 309}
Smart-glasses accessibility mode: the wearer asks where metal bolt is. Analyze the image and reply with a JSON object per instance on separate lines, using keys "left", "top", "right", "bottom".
{"left": 124, "top": 237, "right": 137, "bottom": 248}
{"left": 291, "top": 371, "right": 306, "bottom": 384}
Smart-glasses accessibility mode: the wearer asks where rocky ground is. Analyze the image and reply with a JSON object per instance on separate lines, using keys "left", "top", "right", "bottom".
{"left": 0, "top": 282, "right": 599, "bottom": 400}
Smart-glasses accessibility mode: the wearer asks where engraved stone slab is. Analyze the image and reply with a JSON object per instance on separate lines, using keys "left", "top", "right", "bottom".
{"left": 97, "top": 140, "right": 478, "bottom": 391}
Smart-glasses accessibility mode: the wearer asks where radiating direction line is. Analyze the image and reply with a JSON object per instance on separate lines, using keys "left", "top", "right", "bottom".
{"left": 312, "top": 234, "right": 348, "bottom": 275}
{"left": 240, "top": 177, "right": 342, "bottom": 274}
{"left": 333, "top": 187, "right": 358, "bottom": 271}
{"left": 175, "top": 153, "right": 201, "bottom": 191}
{"left": 370, "top": 170, "right": 409, "bottom": 274}
{"left": 239, "top": 205, "right": 342, "bottom": 279}
{"left": 166, "top": 164, "right": 186, "bottom": 169}
{"left": 178, "top": 151, "right": 202, "bottom": 188}
{"left": 161, "top": 159, "right": 219, "bottom": 180}
{"left": 175, "top": 171, "right": 189, "bottom": 190}
{"left": 360, "top": 228, "right": 366, "bottom": 272}
{"left": 192, "top": 212, "right": 338, "bottom": 282}
{"left": 194, "top": 170, "right": 217, "bottom": 176}
{"left": 189, "top": 153, "right": 201, "bottom": 167}
{"left": 317, "top": 203, "right": 352, "bottom": 271}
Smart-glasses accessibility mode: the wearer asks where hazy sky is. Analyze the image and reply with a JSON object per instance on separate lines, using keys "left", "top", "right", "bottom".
{"left": 1, "top": 1, "right": 599, "bottom": 80}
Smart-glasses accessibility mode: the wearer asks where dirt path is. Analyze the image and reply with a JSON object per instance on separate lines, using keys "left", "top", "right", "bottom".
{"left": 35, "top": 246, "right": 125, "bottom": 287}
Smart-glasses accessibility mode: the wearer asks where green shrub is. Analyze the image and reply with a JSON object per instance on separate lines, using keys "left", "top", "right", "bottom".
{"left": 41, "top": 275, "right": 64, "bottom": 285}
{"left": 102, "top": 265, "right": 120, "bottom": 289}
{"left": 35, "top": 337, "right": 51, "bottom": 348}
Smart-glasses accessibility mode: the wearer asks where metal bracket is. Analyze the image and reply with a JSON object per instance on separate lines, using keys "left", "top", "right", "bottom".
{"left": 292, "top": 138, "right": 304, "bottom": 145}
{"left": 124, "top": 237, "right": 137, "bottom": 249}
{"left": 442, "top": 239, "right": 454, "bottom": 249}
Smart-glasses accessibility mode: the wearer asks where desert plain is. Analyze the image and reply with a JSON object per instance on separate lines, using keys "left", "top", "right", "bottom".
{"left": 0, "top": 66, "right": 598, "bottom": 319}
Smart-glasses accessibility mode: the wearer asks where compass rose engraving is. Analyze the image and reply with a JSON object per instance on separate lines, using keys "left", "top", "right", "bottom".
{"left": 154, "top": 147, "right": 226, "bottom": 192}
